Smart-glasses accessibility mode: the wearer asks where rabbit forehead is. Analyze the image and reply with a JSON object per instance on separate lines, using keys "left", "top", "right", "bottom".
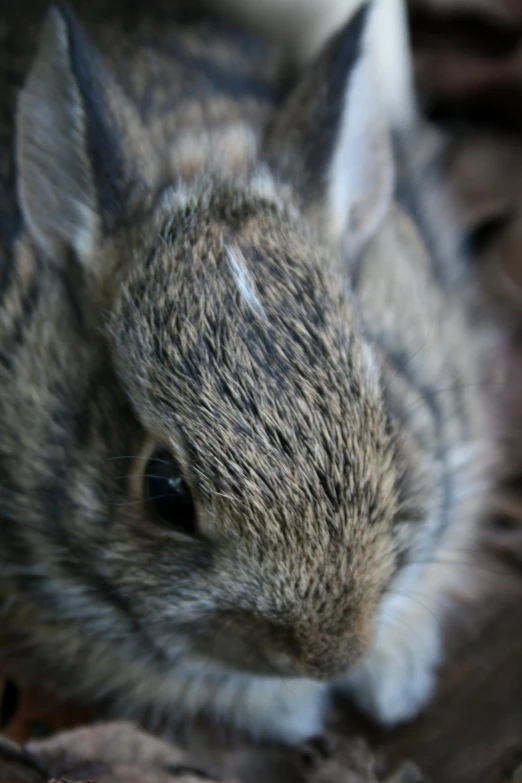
{"left": 111, "top": 190, "right": 399, "bottom": 543}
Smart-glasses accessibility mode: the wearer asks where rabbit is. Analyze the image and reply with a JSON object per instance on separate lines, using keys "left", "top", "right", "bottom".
{"left": 0, "top": 0, "right": 488, "bottom": 743}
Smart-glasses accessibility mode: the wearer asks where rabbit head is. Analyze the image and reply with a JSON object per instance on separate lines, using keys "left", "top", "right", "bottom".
{"left": 3, "top": 2, "right": 417, "bottom": 710}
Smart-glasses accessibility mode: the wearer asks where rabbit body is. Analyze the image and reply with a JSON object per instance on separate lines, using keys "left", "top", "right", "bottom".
{"left": 0, "top": 1, "right": 487, "bottom": 741}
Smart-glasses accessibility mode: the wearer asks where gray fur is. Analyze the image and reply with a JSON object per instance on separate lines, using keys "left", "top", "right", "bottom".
{"left": 0, "top": 1, "right": 488, "bottom": 741}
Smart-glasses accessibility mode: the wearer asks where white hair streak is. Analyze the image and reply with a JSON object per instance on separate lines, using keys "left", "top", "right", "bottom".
{"left": 225, "top": 244, "right": 267, "bottom": 319}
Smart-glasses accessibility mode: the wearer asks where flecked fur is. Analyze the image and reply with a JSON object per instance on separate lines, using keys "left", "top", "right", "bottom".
{"left": 0, "top": 0, "right": 488, "bottom": 741}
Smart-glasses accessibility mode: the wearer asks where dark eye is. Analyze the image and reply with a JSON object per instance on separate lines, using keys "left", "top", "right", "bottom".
{"left": 144, "top": 450, "right": 196, "bottom": 535}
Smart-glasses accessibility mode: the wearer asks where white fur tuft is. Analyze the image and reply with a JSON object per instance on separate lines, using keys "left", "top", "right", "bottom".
{"left": 225, "top": 245, "right": 266, "bottom": 319}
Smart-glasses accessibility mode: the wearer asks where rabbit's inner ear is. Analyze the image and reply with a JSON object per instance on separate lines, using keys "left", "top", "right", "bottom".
{"left": 265, "top": 3, "right": 394, "bottom": 257}
{"left": 16, "top": 6, "right": 145, "bottom": 266}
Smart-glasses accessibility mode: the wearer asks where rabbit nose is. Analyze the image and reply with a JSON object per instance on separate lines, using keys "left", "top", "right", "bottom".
{"left": 271, "top": 648, "right": 355, "bottom": 680}
{"left": 272, "top": 629, "right": 370, "bottom": 680}
{"left": 297, "top": 652, "right": 357, "bottom": 680}
{"left": 305, "top": 618, "right": 373, "bottom": 678}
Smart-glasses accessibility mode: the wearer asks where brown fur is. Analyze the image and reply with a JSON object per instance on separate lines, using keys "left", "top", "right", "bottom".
{"left": 0, "top": 0, "right": 488, "bottom": 740}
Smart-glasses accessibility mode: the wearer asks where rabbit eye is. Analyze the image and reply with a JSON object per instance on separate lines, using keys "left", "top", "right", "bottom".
{"left": 144, "top": 450, "right": 196, "bottom": 535}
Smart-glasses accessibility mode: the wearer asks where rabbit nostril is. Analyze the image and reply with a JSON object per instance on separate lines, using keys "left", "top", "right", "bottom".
{"left": 299, "top": 656, "right": 348, "bottom": 680}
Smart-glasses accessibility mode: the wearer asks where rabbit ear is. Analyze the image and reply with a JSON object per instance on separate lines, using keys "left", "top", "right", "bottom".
{"left": 265, "top": 3, "right": 394, "bottom": 256}
{"left": 16, "top": 5, "right": 150, "bottom": 265}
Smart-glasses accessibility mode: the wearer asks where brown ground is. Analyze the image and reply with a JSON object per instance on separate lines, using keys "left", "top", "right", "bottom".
{"left": 4, "top": 1, "right": 522, "bottom": 781}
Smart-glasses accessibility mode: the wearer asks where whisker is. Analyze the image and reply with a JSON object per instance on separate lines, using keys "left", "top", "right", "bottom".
{"left": 383, "top": 590, "right": 443, "bottom": 629}
{"left": 114, "top": 473, "right": 178, "bottom": 482}
{"left": 399, "top": 556, "right": 515, "bottom": 577}
{"left": 373, "top": 614, "right": 431, "bottom": 648}
{"left": 112, "top": 493, "right": 173, "bottom": 508}
{"left": 108, "top": 456, "right": 174, "bottom": 465}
